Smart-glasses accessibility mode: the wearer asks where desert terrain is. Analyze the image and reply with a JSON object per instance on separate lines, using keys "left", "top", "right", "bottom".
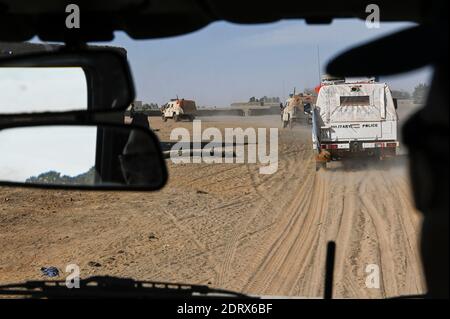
{"left": 0, "top": 104, "right": 427, "bottom": 298}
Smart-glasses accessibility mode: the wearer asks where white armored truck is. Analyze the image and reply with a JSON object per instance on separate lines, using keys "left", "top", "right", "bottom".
{"left": 312, "top": 78, "right": 399, "bottom": 169}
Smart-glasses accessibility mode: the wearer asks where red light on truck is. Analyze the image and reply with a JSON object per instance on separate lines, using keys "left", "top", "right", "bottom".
{"left": 386, "top": 142, "right": 397, "bottom": 148}
{"left": 322, "top": 144, "right": 338, "bottom": 150}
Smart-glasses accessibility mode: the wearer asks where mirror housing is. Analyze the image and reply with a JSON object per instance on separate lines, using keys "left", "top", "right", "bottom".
{"left": 0, "top": 111, "right": 167, "bottom": 191}
{"left": 303, "top": 103, "right": 312, "bottom": 114}
{"left": 0, "top": 47, "right": 135, "bottom": 112}
{"left": 393, "top": 98, "right": 399, "bottom": 110}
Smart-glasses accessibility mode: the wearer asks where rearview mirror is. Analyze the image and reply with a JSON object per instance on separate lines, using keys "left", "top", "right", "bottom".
{"left": 0, "top": 47, "right": 135, "bottom": 113}
{"left": 0, "top": 123, "right": 167, "bottom": 190}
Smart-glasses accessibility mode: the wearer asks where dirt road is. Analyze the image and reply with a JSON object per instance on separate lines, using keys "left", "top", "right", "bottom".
{"left": 0, "top": 114, "right": 426, "bottom": 298}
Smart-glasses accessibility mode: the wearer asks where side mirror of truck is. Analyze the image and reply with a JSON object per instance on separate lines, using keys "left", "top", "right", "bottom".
{"left": 393, "top": 98, "right": 399, "bottom": 110}
{"left": 0, "top": 112, "right": 168, "bottom": 191}
{"left": 303, "top": 103, "right": 312, "bottom": 114}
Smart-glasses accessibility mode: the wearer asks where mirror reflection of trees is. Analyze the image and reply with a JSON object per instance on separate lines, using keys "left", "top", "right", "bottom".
{"left": 26, "top": 167, "right": 96, "bottom": 185}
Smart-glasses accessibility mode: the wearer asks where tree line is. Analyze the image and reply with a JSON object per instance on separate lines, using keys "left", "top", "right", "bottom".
{"left": 391, "top": 83, "right": 430, "bottom": 104}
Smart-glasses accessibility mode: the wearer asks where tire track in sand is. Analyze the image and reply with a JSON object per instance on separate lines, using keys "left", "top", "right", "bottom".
{"left": 215, "top": 146, "right": 305, "bottom": 288}
{"left": 242, "top": 164, "right": 328, "bottom": 295}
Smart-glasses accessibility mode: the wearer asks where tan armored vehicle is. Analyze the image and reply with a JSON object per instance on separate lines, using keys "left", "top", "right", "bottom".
{"left": 161, "top": 98, "right": 197, "bottom": 122}
{"left": 281, "top": 93, "right": 315, "bottom": 129}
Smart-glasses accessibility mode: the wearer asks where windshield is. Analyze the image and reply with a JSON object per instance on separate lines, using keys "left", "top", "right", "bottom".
{"left": 0, "top": 19, "right": 431, "bottom": 299}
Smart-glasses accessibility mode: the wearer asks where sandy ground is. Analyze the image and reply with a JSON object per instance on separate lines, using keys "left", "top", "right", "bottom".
{"left": 0, "top": 108, "right": 427, "bottom": 298}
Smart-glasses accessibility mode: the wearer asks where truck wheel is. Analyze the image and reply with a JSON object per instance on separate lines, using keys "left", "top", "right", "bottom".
{"left": 162, "top": 114, "right": 167, "bottom": 122}
{"left": 174, "top": 114, "right": 180, "bottom": 122}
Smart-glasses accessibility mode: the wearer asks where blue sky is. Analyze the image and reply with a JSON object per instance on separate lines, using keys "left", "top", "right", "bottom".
{"left": 105, "top": 19, "right": 431, "bottom": 107}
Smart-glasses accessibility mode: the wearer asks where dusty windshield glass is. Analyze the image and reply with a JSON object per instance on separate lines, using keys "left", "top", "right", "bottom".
{"left": 0, "top": 20, "right": 430, "bottom": 298}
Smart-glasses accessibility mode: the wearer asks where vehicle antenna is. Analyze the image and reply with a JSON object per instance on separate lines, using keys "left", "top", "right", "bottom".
{"left": 317, "top": 45, "right": 322, "bottom": 84}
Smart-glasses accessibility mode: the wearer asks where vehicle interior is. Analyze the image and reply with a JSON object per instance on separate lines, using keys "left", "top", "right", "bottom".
{"left": 0, "top": 0, "right": 447, "bottom": 299}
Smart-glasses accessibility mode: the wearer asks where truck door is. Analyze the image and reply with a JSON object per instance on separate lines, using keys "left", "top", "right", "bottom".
{"left": 329, "top": 93, "right": 383, "bottom": 140}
